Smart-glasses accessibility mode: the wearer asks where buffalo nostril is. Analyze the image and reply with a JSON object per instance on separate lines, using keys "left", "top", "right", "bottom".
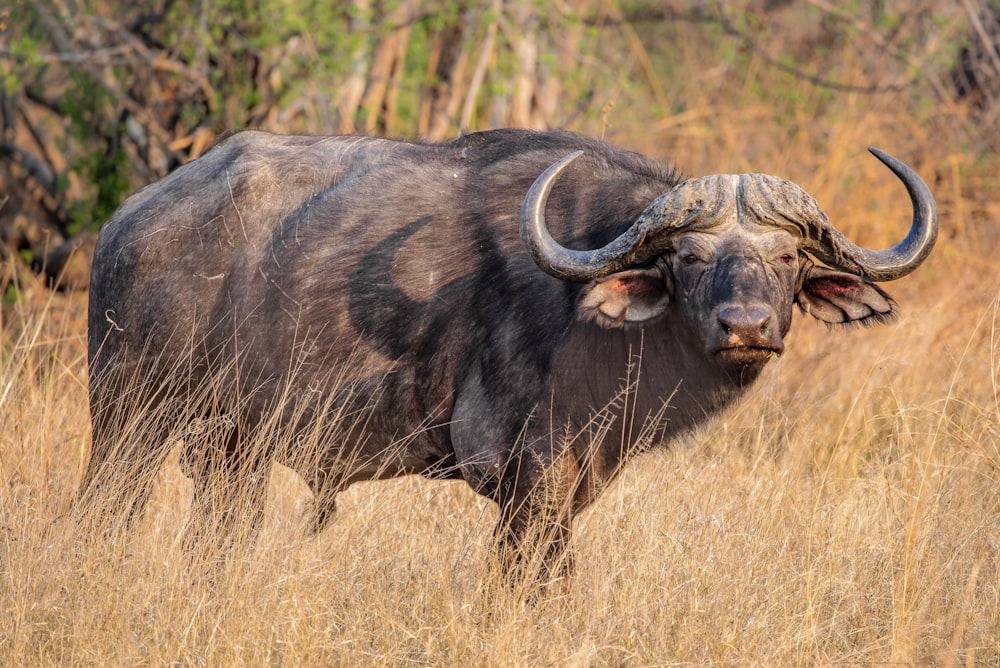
{"left": 751, "top": 308, "right": 772, "bottom": 336}
{"left": 718, "top": 305, "right": 772, "bottom": 341}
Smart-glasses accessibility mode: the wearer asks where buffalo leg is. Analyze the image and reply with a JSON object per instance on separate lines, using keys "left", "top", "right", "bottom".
{"left": 292, "top": 463, "right": 340, "bottom": 535}
{"left": 491, "top": 451, "right": 580, "bottom": 589}
{"left": 185, "top": 427, "right": 271, "bottom": 551}
{"left": 77, "top": 405, "right": 173, "bottom": 532}
{"left": 309, "top": 483, "right": 338, "bottom": 536}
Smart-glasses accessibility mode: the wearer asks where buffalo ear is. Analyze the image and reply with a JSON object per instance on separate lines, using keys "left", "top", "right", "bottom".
{"left": 797, "top": 265, "right": 896, "bottom": 325}
{"left": 578, "top": 267, "right": 671, "bottom": 328}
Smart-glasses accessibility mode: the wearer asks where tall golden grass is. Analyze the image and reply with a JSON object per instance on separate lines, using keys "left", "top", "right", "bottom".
{"left": 3, "top": 23, "right": 1000, "bottom": 668}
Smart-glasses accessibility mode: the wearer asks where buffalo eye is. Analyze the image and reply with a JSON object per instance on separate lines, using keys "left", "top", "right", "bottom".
{"left": 779, "top": 254, "right": 794, "bottom": 264}
{"left": 682, "top": 254, "right": 700, "bottom": 266}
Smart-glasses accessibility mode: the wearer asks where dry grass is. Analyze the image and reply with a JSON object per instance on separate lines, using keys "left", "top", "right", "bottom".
{"left": 3, "top": 15, "right": 1000, "bottom": 667}
{"left": 3, "top": 174, "right": 997, "bottom": 667}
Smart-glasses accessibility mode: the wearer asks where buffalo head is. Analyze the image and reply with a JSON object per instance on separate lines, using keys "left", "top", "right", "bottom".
{"left": 521, "top": 148, "right": 937, "bottom": 379}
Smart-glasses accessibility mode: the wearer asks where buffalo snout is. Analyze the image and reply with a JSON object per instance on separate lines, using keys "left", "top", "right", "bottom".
{"left": 710, "top": 303, "right": 784, "bottom": 363}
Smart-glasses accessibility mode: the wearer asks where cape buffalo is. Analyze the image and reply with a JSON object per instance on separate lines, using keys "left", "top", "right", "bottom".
{"left": 82, "top": 128, "right": 937, "bottom": 583}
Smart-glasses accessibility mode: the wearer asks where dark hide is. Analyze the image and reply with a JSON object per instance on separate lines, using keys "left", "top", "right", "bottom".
{"left": 83, "top": 128, "right": 900, "bottom": 584}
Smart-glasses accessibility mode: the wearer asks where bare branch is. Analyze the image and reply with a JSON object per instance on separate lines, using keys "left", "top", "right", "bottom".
{"left": 460, "top": 0, "right": 501, "bottom": 133}
{"left": 961, "top": 0, "right": 1000, "bottom": 87}
{"left": 714, "top": 7, "right": 918, "bottom": 94}
{"left": 0, "top": 144, "right": 60, "bottom": 212}
{"left": 0, "top": 45, "right": 137, "bottom": 65}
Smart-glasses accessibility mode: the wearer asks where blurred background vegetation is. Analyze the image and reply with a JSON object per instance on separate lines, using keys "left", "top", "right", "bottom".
{"left": 0, "top": 0, "right": 997, "bottom": 289}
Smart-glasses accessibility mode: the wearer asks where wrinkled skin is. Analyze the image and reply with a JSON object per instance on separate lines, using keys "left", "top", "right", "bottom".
{"left": 82, "top": 128, "right": 928, "bottom": 586}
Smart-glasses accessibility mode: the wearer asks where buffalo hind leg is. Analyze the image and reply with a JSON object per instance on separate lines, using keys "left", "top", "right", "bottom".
{"left": 183, "top": 427, "right": 272, "bottom": 555}
{"left": 77, "top": 407, "right": 173, "bottom": 534}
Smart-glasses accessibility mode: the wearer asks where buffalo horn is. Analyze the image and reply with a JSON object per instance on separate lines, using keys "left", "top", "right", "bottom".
{"left": 796, "top": 148, "right": 938, "bottom": 282}
{"left": 520, "top": 152, "right": 735, "bottom": 282}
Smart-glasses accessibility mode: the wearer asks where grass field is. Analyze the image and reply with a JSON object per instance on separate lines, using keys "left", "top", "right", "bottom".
{"left": 3, "top": 10, "right": 1000, "bottom": 666}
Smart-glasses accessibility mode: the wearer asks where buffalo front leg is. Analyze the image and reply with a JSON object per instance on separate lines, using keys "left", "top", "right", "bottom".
{"left": 490, "top": 450, "right": 582, "bottom": 591}
{"left": 305, "top": 470, "right": 339, "bottom": 536}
